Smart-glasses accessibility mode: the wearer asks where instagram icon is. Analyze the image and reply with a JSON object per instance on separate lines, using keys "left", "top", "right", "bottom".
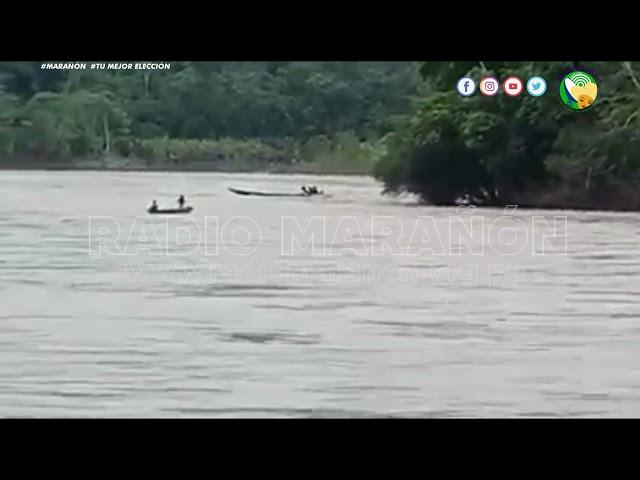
{"left": 479, "top": 77, "right": 499, "bottom": 96}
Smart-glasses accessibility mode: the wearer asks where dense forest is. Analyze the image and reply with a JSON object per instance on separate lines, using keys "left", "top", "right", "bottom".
{"left": 2, "top": 61, "right": 640, "bottom": 209}
{"left": 374, "top": 62, "right": 640, "bottom": 210}
{"left": 0, "top": 62, "right": 418, "bottom": 173}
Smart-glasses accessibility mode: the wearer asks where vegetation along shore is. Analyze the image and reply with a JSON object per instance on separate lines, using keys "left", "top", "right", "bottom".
{"left": 2, "top": 61, "right": 640, "bottom": 210}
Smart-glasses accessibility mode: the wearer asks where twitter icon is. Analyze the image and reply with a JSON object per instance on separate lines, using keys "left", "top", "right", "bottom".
{"left": 526, "top": 76, "right": 547, "bottom": 97}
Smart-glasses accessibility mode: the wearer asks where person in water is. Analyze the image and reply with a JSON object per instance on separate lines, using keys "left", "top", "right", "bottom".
{"left": 178, "top": 195, "right": 185, "bottom": 208}
{"left": 149, "top": 200, "right": 158, "bottom": 212}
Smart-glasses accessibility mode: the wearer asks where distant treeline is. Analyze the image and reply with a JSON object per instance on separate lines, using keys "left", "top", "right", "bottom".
{"left": 4, "top": 61, "right": 640, "bottom": 210}
{"left": 0, "top": 61, "right": 417, "bottom": 171}
{"left": 373, "top": 62, "right": 640, "bottom": 210}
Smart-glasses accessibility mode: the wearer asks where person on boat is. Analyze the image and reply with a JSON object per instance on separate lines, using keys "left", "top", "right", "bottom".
{"left": 301, "top": 186, "right": 310, "bottom": 195}
{"left": 178, "top": 195, "right": 185, "bottom": 208}
{"left": 149, "top": 200, "right": 158, "bottom": 212}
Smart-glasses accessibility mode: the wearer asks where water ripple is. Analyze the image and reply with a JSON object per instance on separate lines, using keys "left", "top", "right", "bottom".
{"left": 3, "top": 171, "right": 640, "bottom": 417}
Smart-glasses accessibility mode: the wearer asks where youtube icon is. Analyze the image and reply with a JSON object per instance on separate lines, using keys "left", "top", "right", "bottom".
{"left": 502, "top": 76, "right": 523, "bottom": 96}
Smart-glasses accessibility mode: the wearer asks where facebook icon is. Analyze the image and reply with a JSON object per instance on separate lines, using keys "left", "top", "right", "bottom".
{"left": 456, "top": 77, "right": 476, "bottom": 97}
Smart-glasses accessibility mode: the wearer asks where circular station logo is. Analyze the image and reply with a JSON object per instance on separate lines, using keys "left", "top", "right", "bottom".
{"left": 502, "top": 76, "right": 524, "bottom": 96}
{"left": 559, "top": 70, "right": 598, "bottom": 110}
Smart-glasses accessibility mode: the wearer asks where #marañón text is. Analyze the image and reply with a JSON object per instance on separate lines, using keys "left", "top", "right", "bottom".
{"left": 41, "top": 63, "right": 171, "bottom": 70}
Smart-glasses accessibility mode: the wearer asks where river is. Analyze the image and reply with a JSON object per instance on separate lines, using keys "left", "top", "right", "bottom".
{"left": 1, "top": 170, "right": 639, "bottom": 417}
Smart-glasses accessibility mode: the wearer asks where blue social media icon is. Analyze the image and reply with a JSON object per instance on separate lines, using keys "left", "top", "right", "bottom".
{"left": 526, "top": 76, "right": 547, "bottom": 96}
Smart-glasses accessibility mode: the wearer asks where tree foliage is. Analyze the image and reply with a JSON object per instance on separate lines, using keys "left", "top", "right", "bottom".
{"left": 374, "top": 61, "right": 640, "bottom": 207}
{"left": 0, "top": 62, "right": 418, "bottom": 161}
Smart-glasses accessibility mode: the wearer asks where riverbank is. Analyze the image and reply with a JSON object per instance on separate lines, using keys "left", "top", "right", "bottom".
{"left": 509, "top": 183, "right": 640, "bottom": 213}
{"left": 4, "top": 156, "right": 639, "bottom": 212}
{"left": 425, "top": 183, "right": 640, "bottom": 213}
{"left": 0, "top": 155, "right": 374, "bottom": 176}
{"left": 0, "top": 135, "right": 384, "bottom": 176}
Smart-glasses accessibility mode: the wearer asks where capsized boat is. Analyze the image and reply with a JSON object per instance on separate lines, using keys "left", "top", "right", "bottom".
{"left": 228, "top": 187, "right": 324, "bottom": 197}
